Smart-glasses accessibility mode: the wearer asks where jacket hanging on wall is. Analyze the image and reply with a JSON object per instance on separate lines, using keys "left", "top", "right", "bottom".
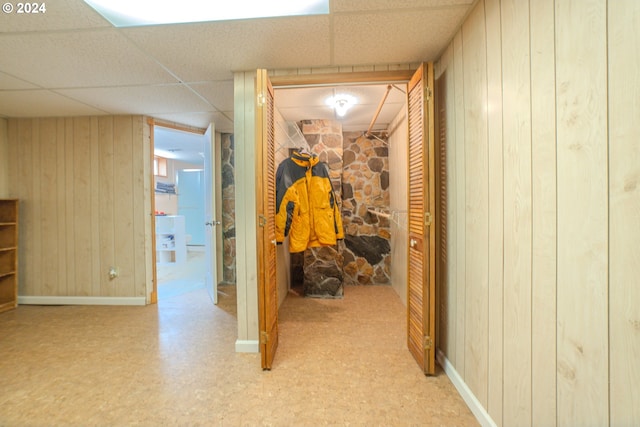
{"left": 275, "top": 150, "right": 344, "bottom": 253}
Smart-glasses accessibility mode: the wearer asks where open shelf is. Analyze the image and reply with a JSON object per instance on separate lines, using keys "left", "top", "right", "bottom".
{"left": 0, "top": 200, "right": 18, "bottom": 313}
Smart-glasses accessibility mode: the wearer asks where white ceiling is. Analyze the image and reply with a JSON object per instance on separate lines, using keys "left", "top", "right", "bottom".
{"left": 0, "top": 0, "right": 476, "bottom": 161}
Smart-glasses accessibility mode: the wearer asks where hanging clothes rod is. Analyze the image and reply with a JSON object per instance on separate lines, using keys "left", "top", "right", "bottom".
{"left": 365, "top": 84, "right": 393, "bottom": 137}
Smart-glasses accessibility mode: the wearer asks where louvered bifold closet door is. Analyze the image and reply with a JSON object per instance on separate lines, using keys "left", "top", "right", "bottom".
{"left": 257, "top": 69, "right": 279, "bottom": 370}
{"left": 406, "top": 63, "right": 436, "bottom": 375}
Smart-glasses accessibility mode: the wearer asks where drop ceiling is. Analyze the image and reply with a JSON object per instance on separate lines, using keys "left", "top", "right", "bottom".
{"left": 0, "top": 0, "right": 476, "bottom": 158}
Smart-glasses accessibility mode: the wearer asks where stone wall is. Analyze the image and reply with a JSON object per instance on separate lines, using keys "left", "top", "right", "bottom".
{"left": 341, "top": 133, "right": 391, "bottom": 285}
{"left": 221, "top": 133, "right": 236, "bottom": 285}
{"left": 300, "top": 120, "right": 344, "bottom": 297}
{"left": 292, "top": 121, "right": 392, "bottom": 296}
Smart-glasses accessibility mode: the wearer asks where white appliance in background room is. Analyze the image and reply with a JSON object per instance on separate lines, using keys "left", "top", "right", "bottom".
{"left": 178, "top": 169, "right": 205, "bottom": 246}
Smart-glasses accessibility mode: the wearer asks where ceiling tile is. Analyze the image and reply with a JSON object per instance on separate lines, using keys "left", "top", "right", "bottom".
{"left": 57, "top": 84, "right": 214, "bottom": 115}
{"left": 0, "top": 71, "right": 39, "bottom": 90}
{"left": 122, "top": 16, "right": 332, "bottom": 82}
{"left": 0, "top": 90, "right": 107, "bottom": 117}
{"left": 333, "top": 8, "right": 469, "bottom": 64}
{"left": 0, "top": 0, "right": 110, "bottom": 32}
{"left": 0, "top": 30, "right": 178, "bottom": 88}
{"left": 188, "top": 81, "right": 235, "bottom": 111}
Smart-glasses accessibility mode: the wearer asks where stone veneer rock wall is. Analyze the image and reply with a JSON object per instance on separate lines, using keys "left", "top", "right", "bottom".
{"left": 293, "top": 121, "right": 392, "bottom": 296}
{"left": 341, "top": 133, "right": 391, "bottom": 285}
{"left": 221, "top": 133, "right": 236, "bottom": 284}
{"left": 299, "top": 120, "right": 345, "bottom": 297}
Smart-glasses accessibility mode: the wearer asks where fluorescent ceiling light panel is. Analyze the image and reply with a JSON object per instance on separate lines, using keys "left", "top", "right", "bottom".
{"left": 84, "top": 0, "right": 330, "bottom": 27}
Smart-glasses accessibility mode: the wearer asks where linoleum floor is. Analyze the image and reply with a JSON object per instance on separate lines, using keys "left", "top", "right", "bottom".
{"left": 0, "top": 283, "right": 478, "bottom": 426}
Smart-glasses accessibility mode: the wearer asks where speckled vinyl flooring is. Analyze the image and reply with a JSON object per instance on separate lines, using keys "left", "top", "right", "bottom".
{"left": 0, "top": 284, "right": 478, "bottom": 427}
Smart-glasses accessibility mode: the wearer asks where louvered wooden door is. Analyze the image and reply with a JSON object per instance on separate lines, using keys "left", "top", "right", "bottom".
{"left": 407, "top": 63, "right": 436, "bottom": 375}
{"left": 256, "top": 69, "right": 279, "bottom": 370}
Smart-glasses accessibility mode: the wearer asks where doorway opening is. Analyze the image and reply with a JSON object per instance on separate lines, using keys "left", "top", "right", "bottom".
{"left": 273, "top": 81, "right": 409, "bottom": 300}
{"left": 152, "top": 123, "right": 217, "bottom": 301}
{"left": 272, "top": 82, "right": 410, "bottom": 324}
{"left": 257, "top": 65, "right": 437, "bottom": 374}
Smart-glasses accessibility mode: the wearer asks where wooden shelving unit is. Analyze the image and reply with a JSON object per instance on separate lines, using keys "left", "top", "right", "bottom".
{"left": 0, "top": 199, "right": 18, "bottom": 313}
{"left": 155, "top": 215, "right": 186, "bottom": 264}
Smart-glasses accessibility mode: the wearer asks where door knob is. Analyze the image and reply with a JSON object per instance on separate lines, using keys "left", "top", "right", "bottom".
{"left": 206, "top": 220, "right": 221, "bottom": 226}
{"left": 410, "top": 238, "right": 417, "bottom": 248}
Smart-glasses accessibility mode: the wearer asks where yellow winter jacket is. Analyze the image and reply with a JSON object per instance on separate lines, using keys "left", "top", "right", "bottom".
{"left": 275, "top": 151, "right": 344, "bottom": 253}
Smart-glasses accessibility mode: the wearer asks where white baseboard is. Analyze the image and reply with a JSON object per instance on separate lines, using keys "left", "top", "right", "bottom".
{"left": 437, "top": 349, "right": 497, "bottom": 427}
{"left": 18, "top": 296, "right": 146, "bottom": 306}
{"left": 235, "top": 339, "right": 259, "bottom": 353}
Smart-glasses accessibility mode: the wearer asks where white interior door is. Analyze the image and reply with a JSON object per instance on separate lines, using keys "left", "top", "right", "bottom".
{"left": 204, "top": 123, "right": 219, "bottom": 304}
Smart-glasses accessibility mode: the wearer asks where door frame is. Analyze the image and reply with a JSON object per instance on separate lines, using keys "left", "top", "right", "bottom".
{"left": 147, "top": 118, "right": 220, "bottom": 304}
{"left": 259, "top": 68, "right": 434, "bottom": 369}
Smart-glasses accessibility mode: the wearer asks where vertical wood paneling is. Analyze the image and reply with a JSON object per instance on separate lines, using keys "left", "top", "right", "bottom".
{"left": 234, "top": 71, "right": 261, "bottom": 345}
{"left": 56, "top": 119, "right": 67, "bottom": 294}
{"left": 484, "top": 0, "right": 504, "bottom": 423}
{"left": 6, "top": 121, "right": 18, "bottom": 199}
{"left": 530, "top": 0, "right": 557, "bottom": 424}
{"left": 73, "top": 118, "right": 92, "bottom": 296}
{"left": 462, "top": 1, "right": 489, "bottom": 407}
{"left": 438, "top": 1, "right": 637, "bottom": 424}
{"left": 18, "top": 121, "right": 33, "bottom": 295}
{"left": 441, "top": 43, "right": 457, "bottom": 362}
{"left": 40, "top": 119, "right": 59, "bottom": 295}
{"left": 388, "top": 106, "right": 409, "bottom": 306}
{"left": 234, "top": 72, "right": 249, "bottom": 342}
{"left": 453, "top": 31, "right": 466, "bottom": 372}
{"left": 90, "top": 118, "right": 101, "bottom": 296}
{"left": 143, "top": 121, "right": 154, "bottom": 302}
{"left": 8, "top": 116, "right": 149, "bottom": 300}
{"left": 99, "top": 117, "right": 115, "bottom": 296}
{"left": 501, "top": 0, "right": 533, "bottom": 425}
{"left": 556, "top": 0, "right": 609, "bottom": 425}
{"left": 64, "top": 118, "right": 75, "bottom": 296}
{"left": 608, "top": 1, "right": 640, "bottom": 425}
{"left": 132, "top": 116, "right": 146, "bottom": 297}
{"left": 113, "top": 117, "right": 135, "bottom": 297}
{"left": 31, "top": 120, "right": 42, "bottom": 296}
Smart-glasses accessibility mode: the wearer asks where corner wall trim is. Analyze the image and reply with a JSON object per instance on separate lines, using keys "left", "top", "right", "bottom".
{"left": 235, "top": 340, "right": 259, "bottom": 353}
{"left": 18, "top": 296, "right": 146, "bottom": 306}
{"left": 436, "top": 349, "right": 497, "bottom": 427}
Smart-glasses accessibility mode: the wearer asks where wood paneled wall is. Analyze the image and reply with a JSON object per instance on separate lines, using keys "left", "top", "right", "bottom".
{"left": 233, "top": 71, "right": 260, "bottom": 351}
{"left": 4, "top": 116, "right": 152, "bottom": 301}
{"left": 388, "top": 105, "right": 408, "bottom": 305}
{"left": 435, "top": 0, "right": 640, "bottom": 425}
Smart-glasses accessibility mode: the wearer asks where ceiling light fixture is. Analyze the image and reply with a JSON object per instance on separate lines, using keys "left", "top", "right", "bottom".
{"left": 326, "top": 94, "right": 356, "bottom": 118}
{"left": 83, "top": 0, "right": 330, "bottom": 27}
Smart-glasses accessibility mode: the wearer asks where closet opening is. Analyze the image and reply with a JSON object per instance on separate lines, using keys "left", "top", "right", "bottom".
{"left": 256, "top": 65, "right": 436, "bottom": 374}
{"left": 272, "top": 82, "right": 410, "bottom": 304}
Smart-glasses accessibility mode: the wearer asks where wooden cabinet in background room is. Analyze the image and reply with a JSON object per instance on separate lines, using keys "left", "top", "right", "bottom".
{"left": 0, "top": 199, "right": 18, "bottom": 313}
